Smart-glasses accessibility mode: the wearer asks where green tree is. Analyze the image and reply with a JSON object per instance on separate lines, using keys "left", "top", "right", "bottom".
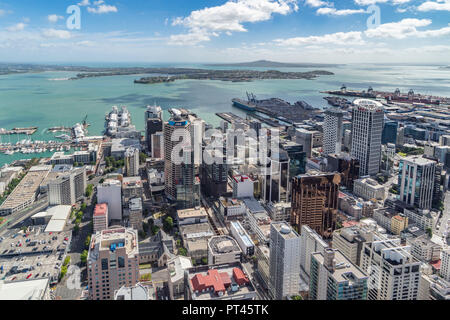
{"left": 426, "top": 228, "right": 433, "bottom": 238}
{"left": 63, "top": 256, "right": 71, "bottom": 267}
{"left": 201, "top": 257, "right": 208, "bottom": 265}
{"left": 163, "top": 216, "right": 174, "bottom": 232}
{"left": 178, "top": 247, "right": 187, "bottom": 256}
{"left": 80, "top": 250, "right": 88, "bottom": 264}
{"left": 85, "top": 184, "right": 94, "bottom": 198}
{"left": 85, "top": 235, "right": 91, "bottom": 249}
{"left": 80, "top": 203, "right": 87, "bottom": 213}
{"left": 139, "top": 152, "right": 147, "bottom": 164}
{"left": 59, "top": 265, "right": 68, "bottom": 281}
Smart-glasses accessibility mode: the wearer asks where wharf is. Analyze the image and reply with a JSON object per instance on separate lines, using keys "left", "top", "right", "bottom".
{"left": 0, "top": 127, "right": 38, "bottom": 135}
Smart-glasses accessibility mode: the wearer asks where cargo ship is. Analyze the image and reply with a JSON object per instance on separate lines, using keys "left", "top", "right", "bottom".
{"left": 232, "top": 92, "right": 257, "bottom": 112}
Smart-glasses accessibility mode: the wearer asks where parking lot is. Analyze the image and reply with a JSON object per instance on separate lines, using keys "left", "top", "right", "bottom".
{"left": 0, "top": 226, "right": 71, "bottom": 285}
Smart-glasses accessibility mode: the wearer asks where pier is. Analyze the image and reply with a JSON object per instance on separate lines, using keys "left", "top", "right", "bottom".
{"left": 0, "top": 127, "right": 38, "bottom": 135}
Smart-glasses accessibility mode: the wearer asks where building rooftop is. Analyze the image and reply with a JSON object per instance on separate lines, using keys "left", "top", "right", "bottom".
{"left": 0, "top": 278, "right": 50, "bottom": 300}
{"left": 208, "top": 236, "right": 241, "bottom": 255}
{"left": 89, "top": 227, "right": 138, "bottom": 262}
{"left": 187, "top": 263, "right": 255, "bottom": 300}
{"left": 114, "top": 283, "right": 152, "bottom": 300}
{"left": 94, "top": 203, "right": 108, "bottom": 217}
{"left": 272, "top": 222, "right": 300, "bottom": 240}
{"left": 312, "top": 249, "right": 368, "bottom": 284}
{"left": 177, "top": 207, "right": 208, "bottom": 220}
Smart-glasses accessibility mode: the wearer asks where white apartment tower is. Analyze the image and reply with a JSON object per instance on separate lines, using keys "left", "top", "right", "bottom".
{"left": 398, "top": 156, "right": 436, "bottom": 210}
{"left": 97, "top": 179, "right": 123, "bottom": 222}
{"left": 323, "top": 108, "right": 344, "bottom": 155}
{"left": 360, "top": 237, "right": 421, "bottom": 300}
{"left": 269, "top": 222, "right": 301, "bottom": 300}
{"left": 351, "top": 99, "right": 384, "bottom": 176}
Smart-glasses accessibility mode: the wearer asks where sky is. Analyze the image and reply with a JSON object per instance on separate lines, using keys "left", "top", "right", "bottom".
{"left": 0, "top": 0, "right": 449, "bottom": 64}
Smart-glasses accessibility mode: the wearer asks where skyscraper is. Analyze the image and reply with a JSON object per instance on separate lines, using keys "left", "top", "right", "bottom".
{"left": 291, "top": 172, "right": 341, "bottom": 238}
{"left": 326, "top": 153, "right": 360, "bottom": 191}
{"left": 269, "top": 222, "right": 301, "bottom": 300}
{"left": 163, "top": 114, "right": 199, "bottom": 209}
{"left": 124, "top": 147, "right": 140, "bottom": 177}
{"left": 382, "top": 121, "right": 398, "bottom": 145}
{"left": 263, "top": 149, "right": 290, "bottom": 203}
{"left": 323, "top": 108, "right": 344, "bottom": 155}
{"left": 351, "top": 99, "right": 384, "bottom": 176}
{"left": 87, "top": 227, "right": 140, "bottom": 300}
{"left": 145, "top": 105, "right": 163, "bottom": 154}
{"left": 398, "top": 156, "right": 436, "bottom": 210}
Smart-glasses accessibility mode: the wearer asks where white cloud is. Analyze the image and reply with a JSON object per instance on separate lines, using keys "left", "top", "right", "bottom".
{"left": 418, "top": 0, "right": 450, "bottom": 12}
{"left": 42, "top": 28, "right": 72, "bottom": 39}
{"left": 304, "top": 0, "right": 330, "bottom": 7}
{"left": 47, "top": 14, "right": 64, "bottom": 23}
{"left": 6, "top": 23, "right": 26, "bottom": 32}
{"left": 274, "top": 31, "right": 365, "bottom": 46}
{"left": 77, "top": 0, "right": 91, "bottom": 6}
{"left": 317, "top": 7, "right": 366, "bottom": 15}
{"left": 365, "top": 18, "right": 450, "bottom": 39}
{"left": 354, "top": 0, "right": 412, "bottom": 5}
{"left": 87, "top": 4, "right": 118, "bottom": 14}
{"left": 169, "top": 0, "right": 299, "bottom": 45}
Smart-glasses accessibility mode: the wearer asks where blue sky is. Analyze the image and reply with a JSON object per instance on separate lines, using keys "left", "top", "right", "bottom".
{"left": 0, "top": 0, "right": 449, "bottom": 63}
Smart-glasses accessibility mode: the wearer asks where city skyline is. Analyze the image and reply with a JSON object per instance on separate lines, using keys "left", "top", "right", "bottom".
{"left": 0, "top": 0, "right": 449, "bottom": 63}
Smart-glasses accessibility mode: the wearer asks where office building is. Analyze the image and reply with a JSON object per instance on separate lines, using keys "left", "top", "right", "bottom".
{"left": 87, "top": 227, "right": 140, "bottom": 300}
{"left": 382, "top": 121, "right": 398, "bottom": 145}
{"left": 351, "top": 99, "right": 384, "bottom": 176}
{"left": 201, "top": 149, "right": 228, "bottom": 198}
{"left": 269, "top": 222, "right": 301, "bottom": 300}
{"left": 207, "top": 236, "right": 242, "bottom": 265}
{"left": 332, "top": 226, "right": 379, "bottom": 266}
{"left": 300, "top": 225, "right": 329, "bottom": 278}
{"left": 176, "top": 207, "right": 208, "bottom": 226}
{"left": 291, "top": 172, "right": 341, "bottom": 238}
{"left": 407, "top": 235, "right": 441, "bottom": 263}
{"left": 93, "top": 203, "right": 109, "bottom": 234}
{"left": 353, "top": 177, "right": 385, "bottom": 201}
{"left": 97, "top": 179, "right": 122, "bottom": 222}
{"left": 168, "top": 255, "right": 193, "bottom": 300}
{"left": 398, "top": 156, "right": 436, "bottom": 210}
{"left": 263, "top": 149, "right": 290, "bottom": 203}
{"left": 310, "top": 248, "right": 368, "bottom": 300}
{"left": 360, "top": 238, "right": 421, "bottom": 300}
{"left": 418, "top": 273, "right": 450, "bottom": 300}
{"left": 124, "top": 147, "right": 140, "bottom": 177}
{"left": 145, "top": 105, "right": 163, "bottom": 153}
{"left": 151, "top": 132, "right": 164, "bottom": 159}
{"left": 391, "top": 215, "right": 409, "bottom": 236}
{"left": 294, "top": 129, "right": 313, "bottom": 158}
{"left": 323, "top": 108, "right": 344, "bottom": 155}
{"left": 230, "top": 221, "right": 255, "bottom": 256}
{"left": 326, "top": 153, "right": 360, "bottom": 191}
{"left": 232, "top": 175, "right": 254, "bottom": 199}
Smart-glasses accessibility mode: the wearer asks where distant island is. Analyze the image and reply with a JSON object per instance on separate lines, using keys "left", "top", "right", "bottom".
{"left": 0, "top": 63, "right": 334, "bottom": 83}
{"left": 133, "top": 68, "right": 334, "bottom": 84}
{"left": 205, "top": 60, "right": 342, "bottom": 68}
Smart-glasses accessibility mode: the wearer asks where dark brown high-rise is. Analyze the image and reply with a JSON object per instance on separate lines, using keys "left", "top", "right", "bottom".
{"left": 291, "top": 172, "right": 341, "bottom": 238}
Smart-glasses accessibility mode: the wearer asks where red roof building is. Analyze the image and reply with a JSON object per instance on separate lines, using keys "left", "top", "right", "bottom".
{"left": 232, "top": 267, "right": 249, "bottom": 286}
{"left": 190, "top": 269, "right": 232, "bottom": 296}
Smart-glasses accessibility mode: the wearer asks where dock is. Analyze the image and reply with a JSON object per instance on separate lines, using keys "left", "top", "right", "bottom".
{"left": 0, "top": 127, "right": 38, "bottom": 135}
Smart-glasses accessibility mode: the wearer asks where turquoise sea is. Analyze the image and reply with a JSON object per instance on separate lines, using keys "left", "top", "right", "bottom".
{"left": 0, "top": 63, "right": 449, "bottom": 166}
